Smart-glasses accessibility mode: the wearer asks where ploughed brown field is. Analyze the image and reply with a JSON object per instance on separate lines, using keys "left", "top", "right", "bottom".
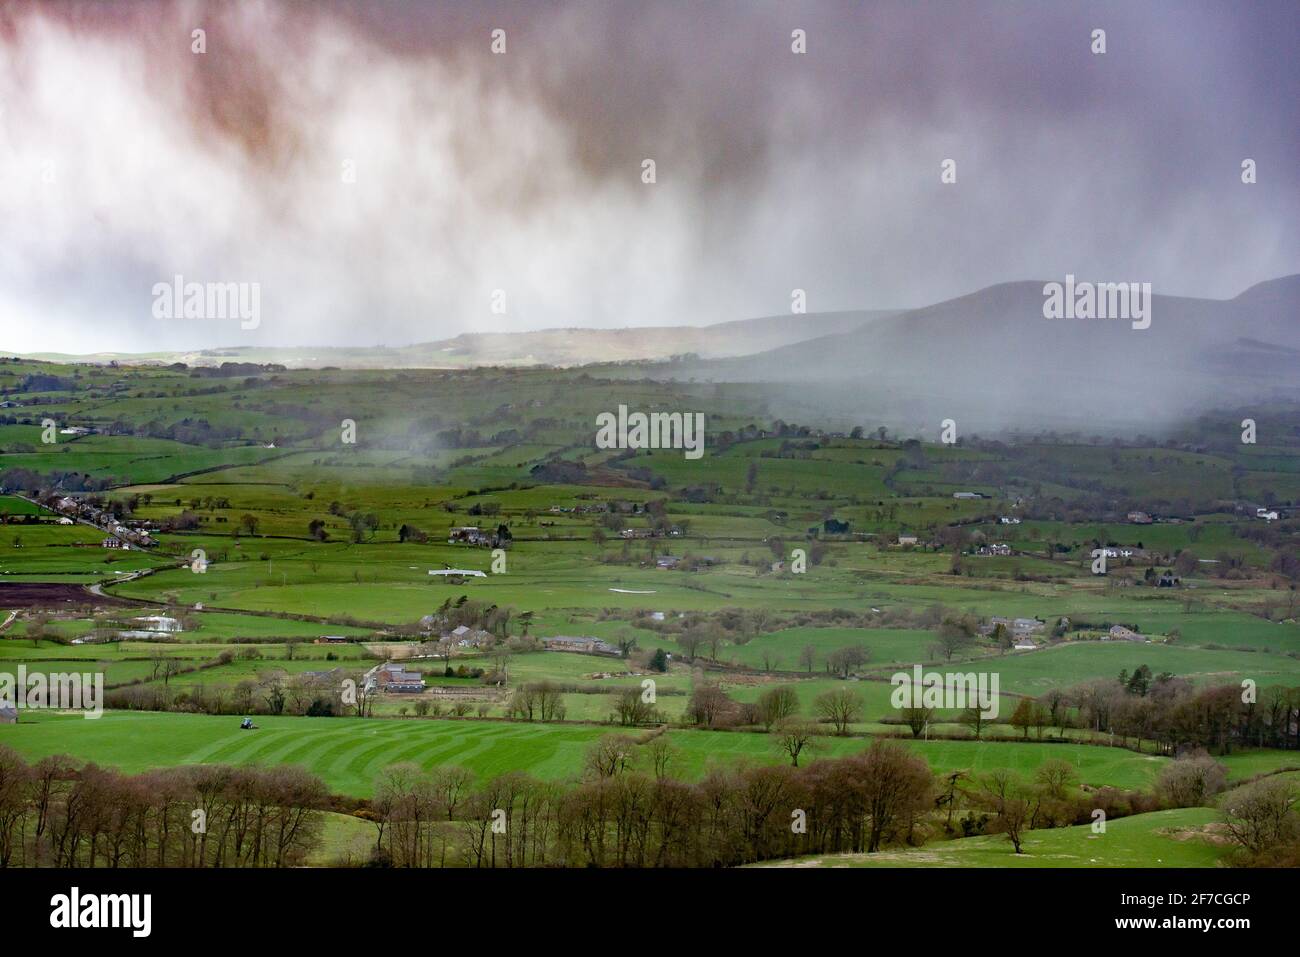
{"left": 0, "top": 582, "right": 130, "bottom": 607}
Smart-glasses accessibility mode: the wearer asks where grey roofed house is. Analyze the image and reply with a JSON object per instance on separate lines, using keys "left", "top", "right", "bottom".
{"left": 376, "top": 662, "right": 426, "bottom": 692}
{"left": 446, "top": 624, "right": 490, "bottom": 647}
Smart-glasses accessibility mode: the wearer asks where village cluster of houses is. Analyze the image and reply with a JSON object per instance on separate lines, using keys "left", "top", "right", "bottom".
{"left": 51, "top": 496, "right": 156, "bottom": 548}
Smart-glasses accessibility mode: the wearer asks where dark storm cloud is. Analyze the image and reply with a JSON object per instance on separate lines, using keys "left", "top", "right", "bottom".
{"left": 0, "top": 0, "right": 1295, "bottom": 352}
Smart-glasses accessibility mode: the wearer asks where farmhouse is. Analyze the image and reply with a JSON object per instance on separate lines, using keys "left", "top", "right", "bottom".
{"left": 101, "top": 538, "right": 125, "bottom": 549}
{"left": 315, "top": 635, "right": 351, "bottom": 645}
{"left": 544, "top": 636, "right": 620, "bottom": 655}
{"left": 1108, "top": 625, "right": 1144, "bottom": 642}
{"left": 376, "top": 663, "right": 425, "bottom": 693}
{"left": 448, "top": 526, "right": 492, "bottom": 545}
{"left": 984, "top": 616, "right": 1044, "bottom": 636}
{"left": 952, "top": 491, "right": 985, "bottom": 500}
{"left": 447, "top": 625, "right": 491, "bottom": 648}
{"left": 897, "top": 534, "right": 919, "bottom": 546}
{"left": 999, "top": 516, "right": 1021, "bottom": 525}
{"left": 656, "top": 555, "right": 681, "bottom": 569}
{"left": 1127, "top": 511, "right": 1153, "bottom": 524}
{"left": 1256, "top": 508, "right": 1279, "bottom": 521}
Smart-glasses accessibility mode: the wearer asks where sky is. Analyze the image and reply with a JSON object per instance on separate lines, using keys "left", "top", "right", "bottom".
{"left": 0, "top": 0, "right": 1296, "bottom": 353}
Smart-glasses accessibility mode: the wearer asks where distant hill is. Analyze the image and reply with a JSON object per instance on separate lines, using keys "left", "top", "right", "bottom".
{"left": 668, "top": 275, "right": 1300, "bottom": 432}
{"left": 13, "top": 310, "right": 896, "bottom": 370}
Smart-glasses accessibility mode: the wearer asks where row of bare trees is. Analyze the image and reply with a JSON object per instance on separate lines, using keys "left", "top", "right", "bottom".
{"left": 365, "top": 740, "right": 936, "bottom": 868}
{"left": 1046, "top": 680, "right": 1300, "bottom": 754}
{"left": 5, "top": 739, "right": 1295, "bottom": 868}
{"left": 0, "top": 747, "right": 326, "bottom": 868}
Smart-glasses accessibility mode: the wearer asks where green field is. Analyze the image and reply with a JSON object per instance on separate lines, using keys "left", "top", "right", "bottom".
{"left": 0, "top": 710, "right": 1193, "bottom": 797}
{"left": 760, "top": 807, "right": 1230, "bottom": 868}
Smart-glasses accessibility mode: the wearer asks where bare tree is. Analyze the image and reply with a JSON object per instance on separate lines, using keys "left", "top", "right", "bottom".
{"left": 976, "top": 768, "right": 1034, "bottom": 854}
{"left": 584, "top": 734, "right": 636, "bottom": 779}
{"left": 1221, "top": 778, "right": 1299, "bottom": 856}
{"left": 772, "top": 719, "right": 819, "bottom": 767}
{"left": 755, "top": 685, "right": 800, "bottom": 731}
{"left": 900, "top": 705, "right": 934, "bottom": 738}
{"left": 814, "top": 688, "right": 863, "bottom": 735}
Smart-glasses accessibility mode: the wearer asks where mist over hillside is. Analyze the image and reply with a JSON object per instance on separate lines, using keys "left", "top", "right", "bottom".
{"left": 665, "top": 275, "right": 1300, "bottom": 434}
{"left": 13, "top": 275, "right": 1299, "bottom": 435}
